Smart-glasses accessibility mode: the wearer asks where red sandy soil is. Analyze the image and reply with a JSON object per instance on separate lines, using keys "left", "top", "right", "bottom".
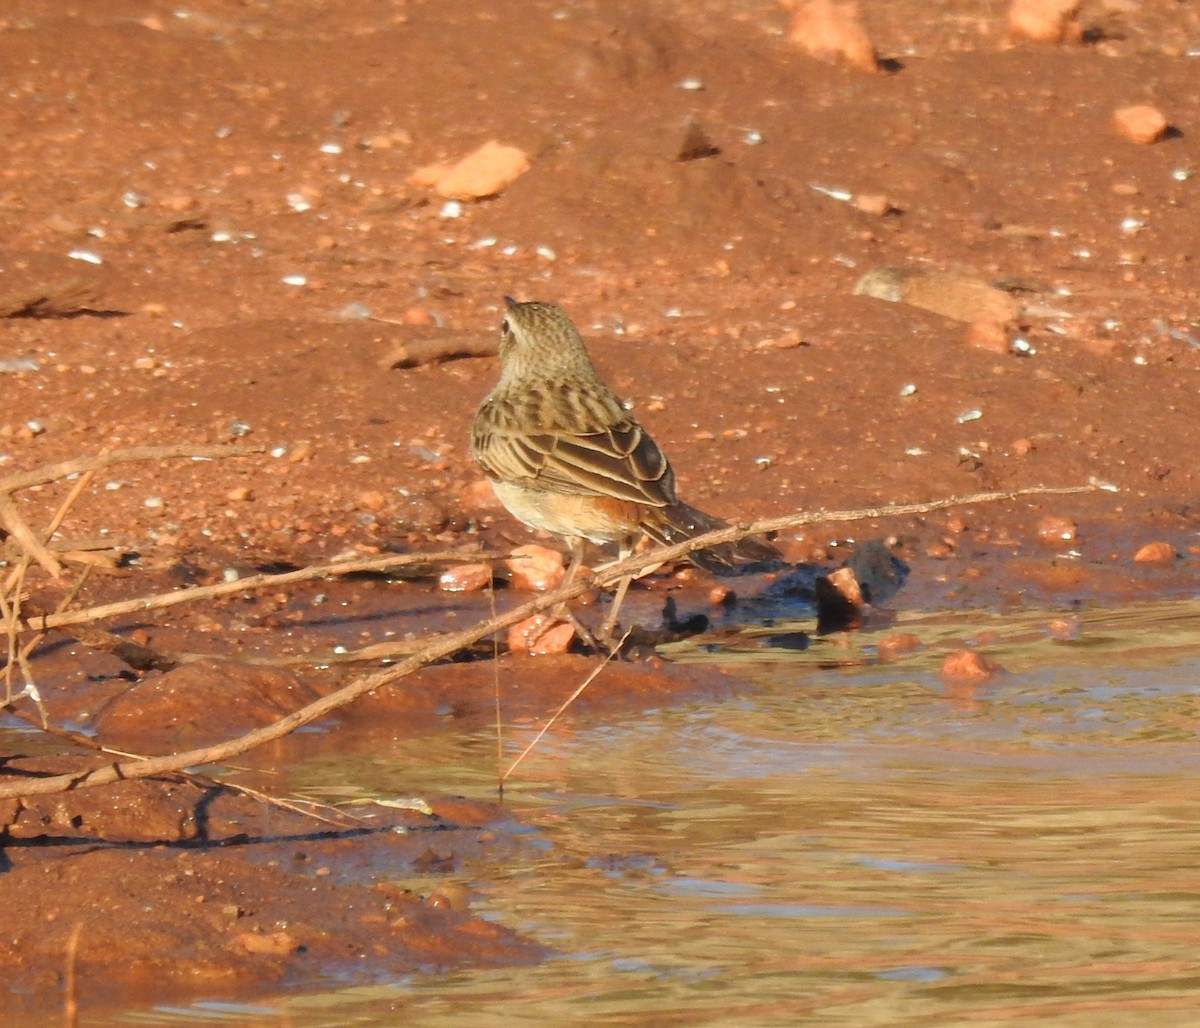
{"left": 1, "top": 0, "right": 1198, "bottom": 1018}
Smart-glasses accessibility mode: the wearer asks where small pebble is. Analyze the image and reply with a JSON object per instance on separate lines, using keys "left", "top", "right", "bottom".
{"left": 1133, "top": 540, "right": 1175, "bottom": 564}
{"left": 788, "top": 0, "right": 879, "bottom": 72}
{"left": 1112, "top": 105, "right": 1169, "bottom": 145}
{"left": 505, "top": 544, "right": 565, "bottom": 592}
{"left": 356, "top": 490, "right": 387, "bottom": 512}
{"left": 438, "top": 563, "right": 492, "bottom": 592}
{"left": 1048, "top": 617, "right": 1080, "bottom": 641}
{"left": 411, "top": 140, "right": 530, "bottom": 201}
{"left": 940, "top": 649, "right": 1002, "bottom": 682}
{"left": 1008, "top": 0, "right": 1081, "bottom": 44}
{"left": 963, "top": 321, "right": 1009, "bottom": 354}
{"left": 1036, "top": 515, "right": 1077, "bottom": 544}
{"left": 877, "top": 633, "right": 921, "bottom": 660}
{"left": 1011, "top": 437, "right": 1035, "bottom": 456}
{"left": 508, "top": 613, "right": 575, "bottom": 655}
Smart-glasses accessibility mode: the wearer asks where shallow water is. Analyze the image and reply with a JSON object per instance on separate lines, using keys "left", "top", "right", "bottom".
{"left": 122, "top": 601, "right": 1200, "bottom": 1025}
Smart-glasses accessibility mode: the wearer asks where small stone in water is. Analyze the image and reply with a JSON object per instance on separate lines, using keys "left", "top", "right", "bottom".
{"left": 505, "top": 544, "right": 565, "bottom": 592}
{"left": 1133, "top": 540, "right": 1175, "bottom": 564}
{"left": 439, "top": 563, "right": 492, "bottom": 592}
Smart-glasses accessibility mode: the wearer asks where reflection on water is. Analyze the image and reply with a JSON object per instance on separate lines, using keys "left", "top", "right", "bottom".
{"left": 134, "top": 602, "right": 1200, "bottom": 1024}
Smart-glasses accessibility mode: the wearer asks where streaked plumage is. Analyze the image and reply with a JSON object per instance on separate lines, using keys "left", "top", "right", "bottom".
{"left": 470, "top": 297, "right": 777, "bottom": 639}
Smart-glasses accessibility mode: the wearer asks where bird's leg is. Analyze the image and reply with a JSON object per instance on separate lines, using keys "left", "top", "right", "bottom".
{"left": 598, "top": 537, "right": 636, "bottom": 645}
{"left": 538, "top": 538, "right": 600, "bottom": 650}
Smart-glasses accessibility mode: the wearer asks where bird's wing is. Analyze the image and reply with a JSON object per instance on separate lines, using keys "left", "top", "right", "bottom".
{"left": 471, "top": 396, "right": 676, "bottom": 507}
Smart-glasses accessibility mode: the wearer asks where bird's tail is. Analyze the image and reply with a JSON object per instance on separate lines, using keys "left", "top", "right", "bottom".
{"left": 642, "top": 502, "right": 780, "bottom": 573}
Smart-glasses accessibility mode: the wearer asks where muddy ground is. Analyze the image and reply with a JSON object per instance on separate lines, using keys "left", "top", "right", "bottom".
{"left": 1, "top": 0, "right": 1198, "bottom": 1019}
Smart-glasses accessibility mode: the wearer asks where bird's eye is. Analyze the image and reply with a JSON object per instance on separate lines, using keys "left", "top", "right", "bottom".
{"left": 499, "top": 318, "right": 510, "bottom": 334}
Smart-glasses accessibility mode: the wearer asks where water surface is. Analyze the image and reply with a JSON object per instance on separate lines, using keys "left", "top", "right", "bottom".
{"left": 124, "top": 601, "right": 1200, "bottom": 1025}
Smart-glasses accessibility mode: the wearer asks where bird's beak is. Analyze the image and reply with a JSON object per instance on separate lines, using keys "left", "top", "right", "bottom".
{"left": 503, "top": 295, "right": 519, "bottom": 310}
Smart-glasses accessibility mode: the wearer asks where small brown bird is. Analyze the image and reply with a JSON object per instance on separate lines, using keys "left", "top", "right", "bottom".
{"left": 470, "top": 296, "right": 777, "bottom": 643}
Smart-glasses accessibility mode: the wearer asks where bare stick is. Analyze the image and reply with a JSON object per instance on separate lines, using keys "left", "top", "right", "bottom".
{"left": 0, "top": 493, "right": 61, "bottom": 578}
{"left": 0, "top": 482, "right": 1095, "bottom": 801}
{"left": 20, "top": 549, "right": 505, "bottom": 633}
{"left": 381, "top": 333, "right": 497, "bottom": 369}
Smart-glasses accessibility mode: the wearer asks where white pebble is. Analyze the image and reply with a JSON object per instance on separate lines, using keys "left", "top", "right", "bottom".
{"left": 67, "top": 249, "right": 103, "bottom": 265}
{"left": 281, "top": 274, "right": 307, "bottom": 286}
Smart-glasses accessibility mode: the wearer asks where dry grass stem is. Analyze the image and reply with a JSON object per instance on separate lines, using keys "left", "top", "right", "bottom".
{"left": 501, "top": 629, "right": 629, "bottom": 785}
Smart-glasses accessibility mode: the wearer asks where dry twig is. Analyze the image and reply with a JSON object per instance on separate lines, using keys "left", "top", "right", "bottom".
{"left": 381, "top": 332, "right": 497, "bottom": 369}
{"left": 19, "top": 549, "right": 502, "bottom": 634}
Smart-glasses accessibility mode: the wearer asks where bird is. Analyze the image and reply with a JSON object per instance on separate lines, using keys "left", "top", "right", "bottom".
{"left": 470, "top": 296, "right": 778, "bottom": 645}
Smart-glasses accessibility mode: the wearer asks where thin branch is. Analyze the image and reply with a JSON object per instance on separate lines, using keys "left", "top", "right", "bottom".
{"left": 0, "top": 493, "right": 61, "bottom": 578}
{"left": 21, "top": 549, "right": 505, "bottom": 633}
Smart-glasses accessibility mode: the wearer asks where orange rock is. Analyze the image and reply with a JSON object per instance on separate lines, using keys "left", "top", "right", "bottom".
{"left": 505, "top": 543, "right": 565, "bottom": 591}
{"left": 401, "top": 306, "right": 434, "bottom": 325}
{"left": 787, "top": 0, "right": 878, "bottom": 73}
{"left": 356, "top": 490, "right": 387, "bottom": 512}
{"left": 1048, "top": 616, "right": 1080, "bottom": 640}
{"left": 1112, "top": 105, "right": 1169, "bottom": 145}
{"left": 409, "top": 140, "right": 531, "bottom": 200}
{"left": 708, "top": 584, "right": 734, "bottom": 606}
{"left": 408, "top": 160, "right": 453, "bottom": 190}
{"left": 1036, "top": 515, "right": 1077, "bottom": 544}
{"left": 507, "top": 613, "right": 576, "bottom": 655}
{"left": 438, "top": 562, "right": 492, "bottom": 592}
{"left": 1007, "top": 0, "right": 1082, "bottom": 44}
{"left": 853, "top": 193, "right": 894, "bottom": 216}
{"left": 1133, "top": 540, "right": 1175, "bottom": 564}
{"left": 877, "top": 633, "right": 921, "bottom": 660}
{"left": 1011, "top": 437, "right": 1035, "bottom": 457}
{"left": 235, "top": 931, "right": 298, "bottom": 955}
{"left": 459, "top": 478, "right": 501, "bottom": 511}
{"left": 940, "top": 649, "right": 1002, "bottom": 681}
{"left": 964, "top": 320, "right": 1010, "bottom": 353}
{"left": 823, "top": 566, "right": 863, "bottom": 605}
